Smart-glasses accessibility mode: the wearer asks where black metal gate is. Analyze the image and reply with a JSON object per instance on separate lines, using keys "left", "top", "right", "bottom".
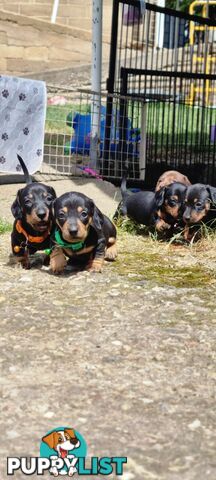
{"left": 102, "top": 0, "right": 216, "bottom": 187}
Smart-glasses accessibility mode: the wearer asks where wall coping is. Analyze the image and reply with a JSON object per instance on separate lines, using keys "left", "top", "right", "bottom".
{"left": 0, "top": 9, "right": 110, "bottom": 43}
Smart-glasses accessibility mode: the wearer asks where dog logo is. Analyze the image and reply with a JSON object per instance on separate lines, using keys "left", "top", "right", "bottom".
{"left": 8, "top": 429, "right": 126, "bottom": 476}
{"left": 40, "top": 427, "right": 87, "bottom": 476}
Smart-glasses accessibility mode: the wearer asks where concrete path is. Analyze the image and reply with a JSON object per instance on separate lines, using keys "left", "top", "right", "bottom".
{"left": 0, "top": 179, "right": 216, "bottom": 479}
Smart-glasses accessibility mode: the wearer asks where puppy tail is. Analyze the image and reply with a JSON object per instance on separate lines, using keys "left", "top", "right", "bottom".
{"left": 17, "top": 154, "right": 32, "bottom": 184}
{"left": 113, "top": 171, "right": 129, "bottom": 222}
{"left": 121, "top": 171, "right": 129, "bottom": 203}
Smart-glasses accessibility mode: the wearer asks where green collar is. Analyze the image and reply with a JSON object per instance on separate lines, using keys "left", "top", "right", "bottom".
{"left": 54, "top": 228, "right": 85, "bottom": 251}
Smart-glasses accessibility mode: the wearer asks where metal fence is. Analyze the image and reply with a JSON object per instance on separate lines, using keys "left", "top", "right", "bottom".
{"left": 43, "top": 1, "right": 216, "bottom": 187}
{"left": 43, "top": 87, "right": 141, "bottom": 180}
{"left": 103, "top": 0, "right": 216, "bottom": 186}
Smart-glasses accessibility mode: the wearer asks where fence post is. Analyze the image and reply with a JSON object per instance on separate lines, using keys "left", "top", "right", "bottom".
{"left": 90, "top": 0, "right": 103, "bottom": 170}
{"left": 139, "top": 102, "right": 147, "bottom": 180}
{"left": 103, "top": 0, "right": 120, "bottom": 173}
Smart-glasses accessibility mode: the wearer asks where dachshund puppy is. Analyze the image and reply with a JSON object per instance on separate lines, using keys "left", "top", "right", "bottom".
{"left": 11, "top": 155, "right": 56, "bottom": 268}
{"left": 155, "top": 170, "right": 191, "bottom": 192}
{"left": 183, "top": 183, "right": 216, "bottom": 239}
{"left": 113, "top": 176, "right": 156, "bottom": 225}
{"left": 50, "top": 191, "right": 117, "bottom": 274}
{"left": 155, "top": 182, "right": 188, "bottom": 232}
{"left": 114, "top": 177, "right": 187, "bottom": 233}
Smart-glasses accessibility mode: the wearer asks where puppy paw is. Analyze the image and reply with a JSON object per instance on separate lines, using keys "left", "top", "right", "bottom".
{"left": 155, "top": 219, "right": 171, "bottom": 232}
{"left": 11, "top": 255, "right": 31, "bottom": 269}
{"left": 105, "top": 244, "right": 117, "bottom": 261}
{"left": 50, "top": 249, "right": 67, "bottom": 274}
{"left": 183, "top": 225, "right": 191, "bottom": 241}
{"left": 87, "top": 258, "right": 104, "bottom": 273}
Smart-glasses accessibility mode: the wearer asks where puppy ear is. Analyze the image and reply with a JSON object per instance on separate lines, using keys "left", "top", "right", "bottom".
{"left": 64, "top": 428, "right": 79, "bottom": 446}
{"left": 47, "top": 186, "right": 57, "bottom": 199}
{"left": 206, "top": 185, "right": 216, "bottom": 205}
{"left": 42, "top": 432, "right": 55, "bottom": 450}
{"left": 11, "top": 190, "right": 22, "bottom": 219}
{"left": 64, "top": 428, "right": 76, "bottom": 439}
{"left": 51, "top": 198, "right": 56, "bottom": 218}
{"left": 92, "top": 206, "right": 104, "bottom": 231}
{"left": 155, "top": 187, "right": 166, "bottom": 208}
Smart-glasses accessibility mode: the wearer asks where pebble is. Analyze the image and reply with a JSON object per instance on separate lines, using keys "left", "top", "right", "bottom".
{"left": 111, "top": 340, "right": 122, "bottom": 346}
{"left": 19, "top": 275, "right": 32, "bottom": 282}
{"left": 52, "top": 300, "right": 64, "bottom": 306}
{"left": 188, "top": 419, "right": 202, "bottom": 430}
{"left": 44, "top": 411, "right": 55, "bottom": 419}
{"left": 7, "top": 430, "right": 20, "bottom": 439}
{"left": 108, "top": 289, "right": 121, "bottom": 297}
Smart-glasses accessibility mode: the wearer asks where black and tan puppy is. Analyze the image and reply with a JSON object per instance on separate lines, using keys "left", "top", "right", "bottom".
{"left": 11, "top": 155, "right": 56, "bottom": 268}
{"left": 115, "top": 177, "right": 187, "bottom": 233}
{"left": 114, "top": 176, "right": 156, "bottom": 225}
{"left": 155, "top": 170, "right": 191, "bottom": 192}
{"left": 50, "top": 191, "right": 117, "bottom": 274}
{"left": 155, "top": 182, "right": 188, "bottom": 232}
{"left": 183, "top": 183, "right": 216, "bottom": 239}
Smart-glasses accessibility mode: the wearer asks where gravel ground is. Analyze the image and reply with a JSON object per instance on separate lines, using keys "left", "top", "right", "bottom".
{"left": 0, "top": 179, "right": 216, "bottom": 479}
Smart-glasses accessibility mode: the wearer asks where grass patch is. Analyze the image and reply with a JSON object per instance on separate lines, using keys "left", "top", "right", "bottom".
{"left": 112, "top": 225, "right": 216, "bottom": 288}
{"left": 45, "top": 103, "right": 90, "bottom": 133}
{"left": 0, "top": 218, "right": 12, "bottom": 234}
{"left": 115, "top": 216, "right": 150, "bottom": 236}
{"left": 115, "top": 251, "right": 213, "bottom": 288}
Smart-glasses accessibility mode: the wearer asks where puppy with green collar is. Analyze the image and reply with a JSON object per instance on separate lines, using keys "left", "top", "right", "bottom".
{"left": 50, "top": 192, "right": 117, "bottom": 274}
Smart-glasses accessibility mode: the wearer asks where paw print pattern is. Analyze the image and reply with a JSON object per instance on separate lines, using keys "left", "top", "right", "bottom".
{"left": 23, "top": 127, "right": 29, "bottom": 135}
{"left": 19, "top": 93, "right": 26, "bottom": 101}
{"left": 26, "top": 105, "right": 36, "bottom": 115}
{"left": 36, "top": 149, "right": 42, "bottom": 156}
{"left": 0, "top": 156, "right": 6, "bottom": 164}
{"left": 1, "top": 133, "right": 8, "bottom": 141}
{"left": 2, "top": 89, "right": 9, "bottom": 98}
{"left": 16, "top": 164, "right": 22, "bottom": 172}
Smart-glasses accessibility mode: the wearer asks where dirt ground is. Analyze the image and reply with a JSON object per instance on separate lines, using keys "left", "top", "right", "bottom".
{"left": 0, "top": 178, "right": 216, "bottom": 480}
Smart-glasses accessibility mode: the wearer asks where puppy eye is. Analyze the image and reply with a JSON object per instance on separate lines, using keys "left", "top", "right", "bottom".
{"left": 58, "top": 437, "right": 63, "bottom": 443}
{"left": 25, "top": 199, "right": 32, "bottom": 207}
{"left": 80, "top": 210, "right": 88, "bottom": 219}
{"left": 58, "top": 213, "right": 65, "bottom": 219}
{"left": 46, "top": 195, "right": 53, "bottom": 202}
{"left": 196, "top": 202, "right": 202, "bottom": 208}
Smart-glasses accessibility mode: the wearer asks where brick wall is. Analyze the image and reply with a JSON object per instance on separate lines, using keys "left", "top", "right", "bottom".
{"left": 0, "top": 0, "right": 112, "bottom": 35}
{"left": 0, "top": 11, "right": 100, "bottom": 76}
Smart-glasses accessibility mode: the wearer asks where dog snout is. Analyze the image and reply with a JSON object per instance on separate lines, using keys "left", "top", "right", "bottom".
{"left": 70, "top": 438, "right": 79, "bottom": 446}
{"left": 36, "top": 209, "right": 47, "bottom": 220}
{"left": 69, "top": 225, "right": 78, "bottom": 237}
{"left": 183, "top": 208, "right": 191, "bottom": 223}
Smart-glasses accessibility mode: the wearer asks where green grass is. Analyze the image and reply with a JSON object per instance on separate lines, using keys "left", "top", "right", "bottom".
{"left": 113, "top": 228, "right": 216, "bottom": 288}
{"left": 45, "top": 102, "right": 216, "bottom": 152}
{"left": 128, "top": 101, "right": 216, "bottom": 146}
{"left": 45, "top": 103, "right": 90, "bottom": 133}
{"left": 0, "top": 218, "right": 12, "bottom": 234}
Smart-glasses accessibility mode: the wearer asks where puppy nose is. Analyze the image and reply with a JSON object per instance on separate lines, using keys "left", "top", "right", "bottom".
{"left": 37, "top": 209, "right": 46, "bottom": 220}
{"left": 183, "top": 213, "right": 191, "bottom": 222}
{"left": 69, "top": 226, "right": 78, "bottom": 236}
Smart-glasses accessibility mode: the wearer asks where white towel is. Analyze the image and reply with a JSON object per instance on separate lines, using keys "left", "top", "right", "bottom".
{"left": 0, "top": 75, "right": 46, "bottom": 174}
